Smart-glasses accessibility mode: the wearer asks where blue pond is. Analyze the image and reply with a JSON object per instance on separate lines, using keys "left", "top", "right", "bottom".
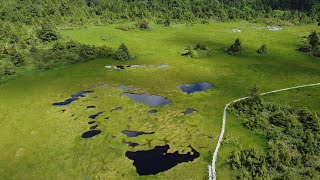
{"left": 177, "top": 82, "right": 213, "bottom": 94}
{"left": 122, "top": 130, "right": 155, "bottom": 137}
{"left": 126, "top": 145, "right": 200, "bottom": 175}
{"left": 53, "top": 91, "right": 94, "bottom": 106}
{"left": 121, "top": 93, "right": 171, "bottom": 106}
{"left": 183, "top": 108, "right": 197, "bottom": 115}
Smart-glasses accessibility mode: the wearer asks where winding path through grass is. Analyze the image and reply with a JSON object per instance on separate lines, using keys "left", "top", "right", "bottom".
{"left": 209, "top": 82, "right": 320, "bottom": 180}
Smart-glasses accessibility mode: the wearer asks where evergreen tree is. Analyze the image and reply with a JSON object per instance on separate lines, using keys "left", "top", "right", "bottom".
{"left": 114, "top": 43, "right": 131, "bottom": 60}
{"left": 257, "top": 44, "right": 268, "bottom": 54}
{"left": 308, "top": 31, "right": 319, "bottom": 48}
{"left": 38, "top": 23, "right": 59, "bottom": 42}
{"left": 227, "top": 38, "right": 241, "bottom": 55}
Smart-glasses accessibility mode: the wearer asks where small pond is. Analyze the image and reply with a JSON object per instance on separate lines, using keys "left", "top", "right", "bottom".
{"left": 123, "top": 140, "right": 139, "bottom": 147}
{"left": 177, "top": 82, "right": 213, "bottom": 94}
{"left": 183, "top": 108, "right": 197, "bottom": 115}
{"left": 121, "top": 93, "right": 172, "bottom": 106}
{"left": 86, "top": 105, "right": 96, "bottom": 109}
{"left": 125, "top": 145, "right": 200, "bottom": 175}
{"left": 82, "top": 130, "right": 101, "bottom": 139}
{"left": 88, "top": 112, "right": 104, "bottom": 119}
{"left": 148, "top": 109, "right": 158, "bottom": 114}
{"left": 122, "top": 130, "right": 155, "bottom": 137}
{"left": 53, "top": 91, "right": 94, "bottom": 106}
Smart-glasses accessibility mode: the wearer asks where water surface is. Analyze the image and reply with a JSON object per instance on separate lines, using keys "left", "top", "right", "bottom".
{"left": 126, "top": 145, "right": 200, "bottom": 175}
{"left": 122, "top": 93, "right": 171, "bottom": 106}
{"left": 177, "top": 82, "right": 213, "bottom": 94}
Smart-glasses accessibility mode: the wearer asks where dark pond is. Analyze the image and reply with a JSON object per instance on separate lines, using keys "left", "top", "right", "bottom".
{"left": 110, "top": 107, "right": 123, "bottom": 112}
{"left": 88, "top": 112, "right": 104, "bottom": 119}
{"left": 125, "top": 145, "right": 200, "bottom": 175}
{"left": 122, "top": 130, "right": 155, "bottom": 137}
{"left": 90, "top": 125, "right": 99, "bottom": 129}
{"left": 177, "top": 82, "right": 213, "bottom": 94}
{"left": 121, "top": 93, "right": 172, "bottom": 106}
{"left": 183, "top": 108, "right": 197, "bottom": 115}
{"left": 86, "top": 106, "right": 96, "bottom": 109}
{"left": 53, "top": 91, "right": 94, "bottom": 106}
{"left": 148, "top": 109, "right": 158, "bottom": 114}
{"left": 81, "top": 130, "right": 101, "bottom": 139}
{"left": 123, "top": 140, "right": 139, "bottom": 147}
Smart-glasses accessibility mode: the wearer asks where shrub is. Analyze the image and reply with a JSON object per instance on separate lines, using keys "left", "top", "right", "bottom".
{"left": 136, "top": 20, "right": 150, "bottom": 30}
{"left": 114, "top": 43, "right": 132, "bottom": 60}
{"left": 194, "top": 43, "right": 208, "bottom": 50}
{"left": 308, "top": 31, "right": 319, "bottom": 49}
{"left": 52, "top": 42, "right": 66, "bottom": 51}
{"left": 164, "top": 18, "right": 170, "bottom": 27}
{"left": 227, "top": 38, "right": 241, "bottom": 55}
{"left": 37, "top": 23, "right": 59, "bottom": 42}
{"left": 6, "top": 48, "right": 25, "bottom": 67}
{"left": 257, "top": 44, "right": 268, "bottom": 54}
{"left": 298, "top": 45, "right": 312, "bottom": 53}
{"left": 115, "top": 25, "right": 135, "bottom": 31}
{"left": 0, "top": 59, "right": 15, "bottom": 76}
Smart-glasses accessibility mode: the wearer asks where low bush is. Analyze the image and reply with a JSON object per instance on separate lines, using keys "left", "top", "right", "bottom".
{"left": 257, "top": 44, "right": 268, "bottom": 54}
{"left": 227, "top": 38, "right": 241, "bottom": 55}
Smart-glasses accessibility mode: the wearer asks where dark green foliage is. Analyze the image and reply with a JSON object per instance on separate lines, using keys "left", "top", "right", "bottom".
{"left": 308, "top": 31, "right": 319, "bottom": 49}
{"left": 0, "top": 59, "right": 15, "bottom": 76}
{"left": 164, "top": 18, "right": 170, "bottom": 27}
{"left": 228, "top": 147, "right": 269, "bottom": 179}
{"left": 113, "top": 43, "right": 131, "bottom": 61}
{"left": 257, "top": 44, "right": 268, "bottom": 54}
{"left": 229, "top": 93, "right": 320, "bottom": 179}
{"left": 181, "top": 43, "right": 208, "bottom": 58}
{"left": 231, "top": 85, "right": 264, "bottom": 117}
{"left": 299, "top": 31, "right": 320, "bottom": 58}
{"left": 194, "top": 43, "right": 208, "bottom": 51}
{"left": 317, "top": 16, "right": 320, "bottom": 26}
{"left": 37, "top": 23, "right": 59, "bottom": 42}
{"left": 2, "top": 47, "right": 26, "bottom": 67}
{"left": 32, "top": 41, "right": 113, "bottom": 69}
{"left": 227, "top": 38, "right": 241, "bottom": 55}
{"left": 0, "top": 0, "right": 318, "bottom": 27}
{"left": 136, "top": 20, "right": 150, "bottom": 30}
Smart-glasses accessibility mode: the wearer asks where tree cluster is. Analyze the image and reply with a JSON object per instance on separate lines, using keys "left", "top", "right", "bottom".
{"left": 298, "top": 31, "right": 320, "bottom": 58}
{"left": 228, "top": 86, "right": 320, "bottom": 179}
{"left": 181, "top": 43, "right": 209, "bottom": 58}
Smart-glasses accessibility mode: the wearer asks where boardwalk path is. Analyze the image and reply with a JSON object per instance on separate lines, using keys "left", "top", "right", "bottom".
{"left": 209, "top": 83, "right": 320, "bottom": 180}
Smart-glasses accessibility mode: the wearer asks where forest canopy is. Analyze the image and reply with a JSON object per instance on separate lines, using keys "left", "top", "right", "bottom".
{"left": 0, "top": 0, "right": 319, "bottom": 25}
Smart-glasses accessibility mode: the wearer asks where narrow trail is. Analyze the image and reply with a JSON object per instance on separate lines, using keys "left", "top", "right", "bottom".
{"left": 208, "top": 82, "right": 320, "bottom": 180}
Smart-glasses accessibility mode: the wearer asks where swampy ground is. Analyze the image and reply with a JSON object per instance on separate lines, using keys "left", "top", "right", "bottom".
{"left": 0, "top": 22, "right": 320, "bottom": 179}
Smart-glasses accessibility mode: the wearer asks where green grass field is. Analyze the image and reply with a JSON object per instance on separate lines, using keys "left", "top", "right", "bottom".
{"left": 0, "top": 22, "right": 319, "bottom": 179}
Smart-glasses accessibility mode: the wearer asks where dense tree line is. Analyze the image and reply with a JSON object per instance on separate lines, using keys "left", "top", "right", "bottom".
{"left": 228, "top": 86, "right": 320, "bottom": 179}
{"left": 0, "top": 0, "right": 319, "bottom": 26}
